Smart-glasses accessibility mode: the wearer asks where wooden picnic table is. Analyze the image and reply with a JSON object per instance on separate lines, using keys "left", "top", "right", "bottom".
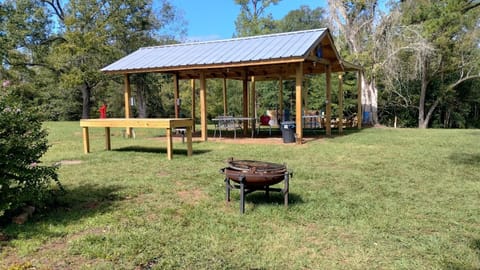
{"left": 80, "top": 118, "right": 193, "bottom": 160}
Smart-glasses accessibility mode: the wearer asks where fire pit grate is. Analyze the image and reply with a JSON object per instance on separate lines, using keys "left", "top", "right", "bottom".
{"left": 220, "top": 158, "right": 292, "bottom": 214}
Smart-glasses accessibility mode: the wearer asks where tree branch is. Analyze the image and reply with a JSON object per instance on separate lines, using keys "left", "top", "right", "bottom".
{"left": 463, "top": 1, "right": 480, "bottom": 13}
{"left": 448, "top": 74, "right": 480, "bottom": 90}
{"left": 41, "top": 0, "right": 65, "bottom": 21}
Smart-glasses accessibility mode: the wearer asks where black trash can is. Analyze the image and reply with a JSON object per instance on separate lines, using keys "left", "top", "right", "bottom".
{"left": 281, "top": 121, "right": 296, "bottom": 143}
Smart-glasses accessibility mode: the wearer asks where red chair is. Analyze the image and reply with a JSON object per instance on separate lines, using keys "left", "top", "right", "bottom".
{"left": 257, "top": 115, "right": 271, "bottom": 135}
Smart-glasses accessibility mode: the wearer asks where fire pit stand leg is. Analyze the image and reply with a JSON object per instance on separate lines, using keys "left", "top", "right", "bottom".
{"left": 283, "top": 172, "right": 290, "bottom": 207}
{"left": 225, "top": 178, "right": 231, "bottom": 202}
{"left": 239, "top": 176, "right": 246, "bottom": 214}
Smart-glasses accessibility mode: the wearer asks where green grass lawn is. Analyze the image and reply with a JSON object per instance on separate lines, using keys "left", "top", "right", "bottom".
{"left": 1, "top": 122, "right": 479, "bottom": 269}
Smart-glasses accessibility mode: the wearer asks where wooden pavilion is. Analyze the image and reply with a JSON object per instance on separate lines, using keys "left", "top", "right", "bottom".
{"left": 81, "top": 28, "right": 362, "bottom": 156}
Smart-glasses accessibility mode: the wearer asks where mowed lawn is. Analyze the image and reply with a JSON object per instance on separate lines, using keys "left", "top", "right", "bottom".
{"left": 1, "top": 122, "right": 479, "bottom": 269}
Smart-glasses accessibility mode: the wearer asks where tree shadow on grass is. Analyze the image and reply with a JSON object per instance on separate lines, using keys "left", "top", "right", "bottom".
{"left": 1, "top": 183, "right": 126, "bottom": 240}
{"left": 442, "top": 238, "right": 480, "bottom": 270}
{"left": 114, "top": 146, "right": 211, "bottom": 156}
{"left": 449, "top": 153, "right": 480, "bottom": 165}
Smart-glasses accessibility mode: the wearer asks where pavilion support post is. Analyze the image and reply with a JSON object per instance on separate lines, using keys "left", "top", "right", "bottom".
{"left": 200, "top": 73, "right": 207, "bottom": 141}
{"left": 242, "top": 72, "right": 248, "bottom": 136}
{"left": 191, "top": 79, "right": 196, "bottom": 132}
{"left": 357, "top": 70, "right": 363, "bottom": 129}
{"left": 124, "top": 74, "right": 133, "bottom": 137}
{"left": 338, "top": 73, "right": 344, "bottom": 135}
{"left": 250, "top": 76, "right": 256, "bottom": 135}
{"left": 279, "top": 77, "right": 283, "bottom": 122}
{"left": 295, "top": 62, "right": 303, "bottom": 144}
{"left": 303, "top": 77, "right": 308, "bottom": 117}
{"left": 325, "top": 65, "right": 332, "bottom": 136}
{"left": 173, "top": 74, "right": 180, "bottom": 118}
{"left": 223, "top": 77, "right": 228, "bottom": 116}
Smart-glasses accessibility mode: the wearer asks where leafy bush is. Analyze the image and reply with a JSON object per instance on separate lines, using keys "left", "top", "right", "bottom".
{"left": 0, "top": 93, "right": 61, "bottom": 218}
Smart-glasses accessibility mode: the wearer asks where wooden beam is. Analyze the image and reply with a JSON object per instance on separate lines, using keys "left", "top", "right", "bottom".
{"left": 325, "top": 65, "right": 332, "bottom": 136}
{"left": 223, "top": 77, "right": 228, "bottom": 115}
{"left": 357, "top": 70, "right": 363, "bottom": 129}
{"left": 191, "top": 79, "right": 196, "bottom": 132}
{"left": 338, "top": 73, "right": 344, "bottom": 135}
{"left": 200, "top": 73, "right": 207, "bottom": 141}
{"left": 173, "top": 74, "right": 180, "bottom": 118}
{"left": 295, "top": 62, "right": 303, "bottom": 144}
{"left": 124, "top": 74, "right": 132, "bottom": 137}
{"left": 305, "top": 56, "right": 331, "bottom": 65}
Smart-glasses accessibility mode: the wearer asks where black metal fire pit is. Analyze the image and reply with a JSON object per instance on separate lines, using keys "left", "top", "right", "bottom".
{"left": 220, "top": 158, "right": 292, "bottom": 214}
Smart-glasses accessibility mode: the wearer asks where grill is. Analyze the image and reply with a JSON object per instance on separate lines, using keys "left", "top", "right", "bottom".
{"left": 220, "top": 158, "right": 292, "bottom": 214}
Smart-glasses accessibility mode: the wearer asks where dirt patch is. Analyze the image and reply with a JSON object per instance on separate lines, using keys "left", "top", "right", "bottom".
{"left": 0, "top": 227, "right": 109, "bottom": 269}
{"left": 177, "top": 189, "right": 207, "bottom": 205}
{"left": 59, "top": 160, "right": 83, "bottom": 165}
{"left": 156, "top": 171, "right": 169, "bottom": 177}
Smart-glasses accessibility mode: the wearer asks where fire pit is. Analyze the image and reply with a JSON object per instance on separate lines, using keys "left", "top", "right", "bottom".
{"left": 220, "top": 158, "right": 292, "bottom": 214}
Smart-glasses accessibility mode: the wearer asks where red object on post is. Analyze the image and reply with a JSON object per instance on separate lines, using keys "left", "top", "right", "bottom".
{"left": 99, "top": 104, "right": 107, "bottom": 118}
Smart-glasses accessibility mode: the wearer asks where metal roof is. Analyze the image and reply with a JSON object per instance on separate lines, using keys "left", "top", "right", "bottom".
{"left": 101, "top": 28, "right": 330, "bottom": 74}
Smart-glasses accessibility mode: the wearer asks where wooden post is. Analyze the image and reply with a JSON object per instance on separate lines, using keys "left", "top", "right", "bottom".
{"left": 200, "top": 73, "right": 207, "bottom": 141}
{"left": 124, "top": 74, "right": 132, "bottom": 137}
{"left": 191, "top": 79, "right": 196, "bottom": 132}
{"left": 242, "top": 72, "right": 248, "bottom": 136}
{"left": 166, "top": 128, "right": 173, "bottom": 160}
{"left": 105, "top": 127, "right": 111, "bottom": 150}
{"left": 326, "top": 65, "right": 332, "bottom": 136}
{"left": 279, "top": 77, "right": 283, "bottom": 122}
{"left": 303, "top": 77, "right": 308, "bottom": 117}
{"left": 173, "top": 74, "right": 180, "bottom": 118}
{"left": 338, "top": 73, "right": 344, "bottom": 135}
{"left": 82, "top": 127, "right": 90, "bottom": 153}
{"left": 186, "top": 126, "right": 193, "bottom": 156}
{"left": 357, "top": 70, "right": 363, "bottom": 129}
{"left": 250, "top": 76, "right": 256, "bottom": 134}
{"left": 223, "top": 77, "right": 228, "bottom": 116}
{"left": 295, "top": 63, "right": 303, "bottom": 144}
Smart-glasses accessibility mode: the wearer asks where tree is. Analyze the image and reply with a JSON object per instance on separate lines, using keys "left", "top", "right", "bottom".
{"left": 328, "top": 0, "right": 380, "bottom": 125}
{"left": 277, "top": 5, "right": 327, "bottom": 32}
{"left": 1, "top": 0, "right": 185, "bottom": 120}
{"left": 234, "top": 0, "right": 280, "bottom": 37}
{"left": 0, "top": 90, "right": 61, "bottom": 218}
{"left": 381, "top": 0, "right": 480, "bottom": 128}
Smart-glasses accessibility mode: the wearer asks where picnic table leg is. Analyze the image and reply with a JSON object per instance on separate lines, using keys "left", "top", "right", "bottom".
{"left": 166, "top": 127, "right": 173, "bottom": 160}
{"left": 186, "top": 126, "right": 193, "bottom": 157}
{"left": 105, "top": 127, "right": 111, "bottom": 150}
{"left": 82, "top": 127, "right": 90, "bottom": 154}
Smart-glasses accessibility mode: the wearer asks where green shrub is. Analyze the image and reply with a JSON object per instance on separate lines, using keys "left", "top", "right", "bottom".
{"left": 0, "top": 93, "right": 61, "bottom": 218}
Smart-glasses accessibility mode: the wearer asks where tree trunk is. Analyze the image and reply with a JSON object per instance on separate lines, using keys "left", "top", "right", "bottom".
{"left": 136, "top": 84, "right": 147, "bottom": 118}
{"left": 361, "top": 71, "right": 378, "bottom": 125}
{"left": 418, "top": 59, "right": 428, "bottom": 128}
{"left": 81, "top": 83, "right": 91, "bottom": 119}
{"left": 134, "top": 74, "right": 147, "bottom": 118}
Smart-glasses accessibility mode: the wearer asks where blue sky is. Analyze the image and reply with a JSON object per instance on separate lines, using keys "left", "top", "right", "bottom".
{"left": 172, "top": 0, "right": 327, "bottom": 41}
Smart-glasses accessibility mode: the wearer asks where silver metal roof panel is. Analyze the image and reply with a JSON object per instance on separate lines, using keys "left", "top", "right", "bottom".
{"left": 101, "top": 28, "right": 328, "bottom": 73}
